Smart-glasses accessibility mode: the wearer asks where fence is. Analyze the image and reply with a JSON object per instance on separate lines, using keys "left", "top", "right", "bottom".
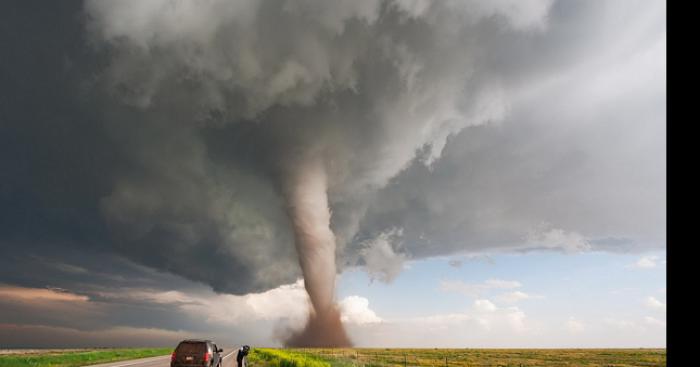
{"left": 283, "top": 348, "right": 663, "bottom": 367}
{"left": 289, "top": 349, "right": 535, "bottom": 367}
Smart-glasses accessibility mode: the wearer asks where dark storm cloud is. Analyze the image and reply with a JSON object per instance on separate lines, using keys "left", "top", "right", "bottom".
{"left": 0, "top": 0, "right": 664, "bottom": 342}
{"left": 73, "top": 0, "right": 556, "bottom": 295}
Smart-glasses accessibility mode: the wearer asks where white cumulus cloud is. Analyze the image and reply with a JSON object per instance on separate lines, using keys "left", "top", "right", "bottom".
{"left": 645, "top": 296, "right": 666, "bottom": 311}
{"left": 339, "top": 296, "right": 382, "bottom": 324}
{"left": 474, "top": 299, "right": 498, "bottom": 313}
{"left": 630, "top": 255, "right": 659, "bottom": 269}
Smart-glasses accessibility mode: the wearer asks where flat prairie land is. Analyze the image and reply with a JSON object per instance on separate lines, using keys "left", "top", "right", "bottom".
{"left": 0, "top": 348, "right": 171, "bottom": 367}
{"left": 251, "top": 348, "right": 666, "bottom": 367}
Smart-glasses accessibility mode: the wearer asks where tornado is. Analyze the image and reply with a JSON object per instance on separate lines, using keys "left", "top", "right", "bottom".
{"left": 82, "top": 0, "right": 562, "bottom": 349}
{"left": 282, "top": 158, "right": 351, "bottom": 347}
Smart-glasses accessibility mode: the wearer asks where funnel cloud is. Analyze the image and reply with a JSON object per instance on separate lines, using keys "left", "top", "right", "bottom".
{"left": 283, "top": 159, "right": 350, "bottom": 346}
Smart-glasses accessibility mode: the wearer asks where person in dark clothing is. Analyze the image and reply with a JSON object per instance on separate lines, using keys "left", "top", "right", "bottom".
{"left": 236, "top": 345, "right": 250, "bottom": 367}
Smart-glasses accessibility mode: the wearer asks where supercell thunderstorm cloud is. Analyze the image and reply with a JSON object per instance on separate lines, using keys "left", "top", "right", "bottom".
{"left": 82, "top": 0, "right": 541, "bottom": 345}
{"left": 0, "top": 0, "right": 664, "bottom": 347}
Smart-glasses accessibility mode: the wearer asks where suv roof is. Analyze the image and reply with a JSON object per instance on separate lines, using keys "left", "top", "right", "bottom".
{"left": 180, "top": 339, "right": 213, "bottom": 343}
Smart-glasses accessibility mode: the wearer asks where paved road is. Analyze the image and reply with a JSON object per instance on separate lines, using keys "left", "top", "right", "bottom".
{"left": 87, "top": 349, "right": 239, "bottom": 367}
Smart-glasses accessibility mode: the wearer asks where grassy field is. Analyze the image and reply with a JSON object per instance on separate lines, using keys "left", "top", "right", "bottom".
{"left": 251, "top": 348, "right": 332, "bottom": 367}
{"left": 249, "top": 348, "right": 666, "bottom": 367}
{"left": 0, "top": 348, "right": 172, "bottom": 367}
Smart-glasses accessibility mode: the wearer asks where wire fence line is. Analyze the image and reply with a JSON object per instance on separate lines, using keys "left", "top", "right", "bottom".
{"left": 288, "top": 349, "right": 534, "bottom": 367}
{"left": 284, "top": 348, "right": 664, "bottom": 367}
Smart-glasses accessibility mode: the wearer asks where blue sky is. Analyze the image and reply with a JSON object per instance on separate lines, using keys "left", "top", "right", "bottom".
{"left": 336, "top": 250, "right": 666, "bottom": 347}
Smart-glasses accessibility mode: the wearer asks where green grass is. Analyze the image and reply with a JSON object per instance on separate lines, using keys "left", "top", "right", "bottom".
{"left": 0, "top": 348, "right": 172, "bottom": 367}
{"left": 250, "top": 348, "right": 331, "bottom": 367}
{"left": 253, "top": 348, "right": 666, "bottom": 367}
{"left": 0, "top": 347, "right": 665, "bottom": 367}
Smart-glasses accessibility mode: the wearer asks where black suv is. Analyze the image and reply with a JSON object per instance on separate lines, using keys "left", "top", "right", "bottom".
{"left": 171, "top": 339, "right": 223, "bottom": 367}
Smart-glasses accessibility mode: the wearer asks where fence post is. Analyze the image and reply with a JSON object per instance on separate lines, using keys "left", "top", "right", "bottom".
{"left": 445, "top": 356, "right": 447, "bottom": 367}
{"left": 404, "top": 353, "right": 407, "bottom": 367}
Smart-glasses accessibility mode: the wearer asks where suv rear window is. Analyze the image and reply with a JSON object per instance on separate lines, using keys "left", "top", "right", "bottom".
{"left": 176, "top": 342, "right": 207, "bottom": 354}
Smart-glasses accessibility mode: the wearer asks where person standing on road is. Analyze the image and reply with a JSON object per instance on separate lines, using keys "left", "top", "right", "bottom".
{"left": 236, "top": 345, "right": 250, "bottom": 367}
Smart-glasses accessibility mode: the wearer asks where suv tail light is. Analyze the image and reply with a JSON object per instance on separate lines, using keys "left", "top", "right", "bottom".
{"left": 203, "top": 352, "right": 210, "bottom": 363}
{"left": 171, "top": 352, "right": 176, "bottom": 362}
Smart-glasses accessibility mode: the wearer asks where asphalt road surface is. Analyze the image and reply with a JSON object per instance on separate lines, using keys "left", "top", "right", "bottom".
{"left": 87, "top": 349, "right": 239, "bottom": 367}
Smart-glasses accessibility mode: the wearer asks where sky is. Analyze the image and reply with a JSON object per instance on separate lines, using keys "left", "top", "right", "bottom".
{"left": 337, "top": 250, "right": 666, "bottom": 347}
{"left": 0, "top": 0, "right": 665, "bottom": 348}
